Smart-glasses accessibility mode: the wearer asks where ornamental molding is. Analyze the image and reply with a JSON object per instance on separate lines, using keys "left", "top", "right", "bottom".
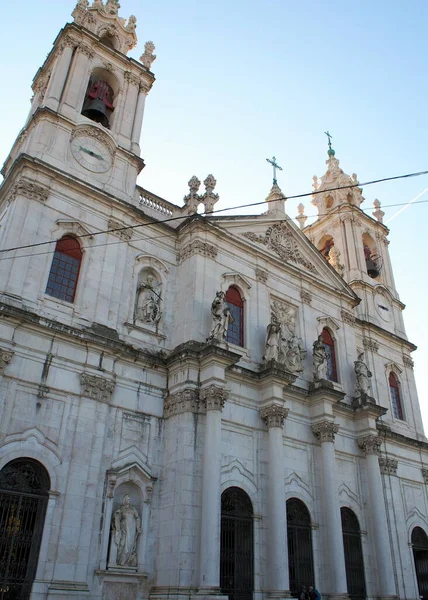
{"left": 124, "top": 71, "right": 141, "bottom": 87}
{"left": 255, "top": 267, "right": 268, "bottom": 284}
{"left": 300, "top": 290, "right": 312, "bottom": 305}
{"left": 71, "top": 126, "right": 115, "bottom": 156}
{"left": 9, "top": 180, "right": 49, "bottom": 204}
{"left": 200, "top": 384, "right": 228, "bottom": 411}
{"left": 0, "top": 349, "right": 14, "bottom": 373}
{"left": 312, "top": 420, "right": 339, "bottom": 443}
{"left": 379, "top": 457, "right": 398, "bottom": 476}
{"left": 317, "top": 315, "right": 340, "bottom": 333}
{"left": 108, "top": 218, "right": 132, "bottom": 241}
{"left": 260, "top": 405, "right": 289, "bottom": 428}
{"left": 403, "top": 355, "right": 414, "bottom": 369}
{"left": 422, "top": 468, "right": 428, "bottom": 484}
{"left": 341, "top": 310, "right": 356, "bottom": 326}
{"left": 242, "top": 222, "right": 318, "bottom": 274}
{"left": 80, "top": 373, "right": 115, "bottom": 403}
{"left": 357, "top": 435, "right": 381, "bottom": 456}
{"left": 363, "top": 337, "right": 379, "bottom": 353}
{"left": 58, "top": 35, "right": 78, "bottom": 53}
{"left": 178, "top": 240, "right": 218, "bottom": 263}
{"left": 139, "top": 82, "right": 151, "bottom": 95}
{"left": 164, "top": 389, "right": 199, "bottom": 418}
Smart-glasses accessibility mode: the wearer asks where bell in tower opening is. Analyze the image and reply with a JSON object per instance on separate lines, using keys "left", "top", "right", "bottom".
{"left": 363, "top": 244, "right": 383, "bottom": 279}
{"left": 81, "top": 76, "right": 115, "bottom": 128}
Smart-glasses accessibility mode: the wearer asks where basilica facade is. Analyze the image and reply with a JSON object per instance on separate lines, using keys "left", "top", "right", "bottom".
{"left": 0, "top": 2, "right": 427, "bottom": 600}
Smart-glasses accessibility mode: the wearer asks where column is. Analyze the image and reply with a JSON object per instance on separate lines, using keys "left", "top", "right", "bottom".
{"left": 357, "top": 435, "right": 397, "bottom": 599}
{"left": 342, "top": 215, "right": 359, "bottom": 276}
{"left": 131, "top": 83, "right": 149, "bottom": 154}
{"left": 43, "top": 36, "right": 75, "bottom": 111}
{"left": 312, "top": 421, "right": 348, "bottom": 599}
{"left": 198, "top": 384, "right": 227, "bottom": 595}
{"left": 119, "top": 72, "right": 140, "bottom": 143}
{"left": 61, "top": 43, "right": 94, "bottom": 118}
{"left": 260, "top": 405, "right": 290, "bottom": 599}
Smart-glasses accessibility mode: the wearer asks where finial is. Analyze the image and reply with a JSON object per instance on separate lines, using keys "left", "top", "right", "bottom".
{"left": 266, "top": 156, "right": 283, "bottom": 185}
{"left": 202, "top": 175, "right": 219, "bottom": 213}
{"left": 372, "top": 199, "right": 385, "bottom": 223}
{"left": 140, "top": 41, "right": 156, "bottom": 70}
{"left": 324, "top": 131, "right": 335, "bottom": 156}
{"left": 296, "top": 203, "right": 307, "bottom": 229}
{"left": 183, "top": 176, "right": 202, "bottom": 214}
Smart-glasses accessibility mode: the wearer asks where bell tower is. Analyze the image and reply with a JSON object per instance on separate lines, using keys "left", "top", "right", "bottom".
{"left": 2, "top": 0, "right": 156, "bottom": 204}
{"left": 302, "top": 141, "right": 407, "bottom": 338}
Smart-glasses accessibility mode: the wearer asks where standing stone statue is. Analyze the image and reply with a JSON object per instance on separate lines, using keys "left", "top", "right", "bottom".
{"left": 284, "top": 333, "right": 306, "bottom": 373}
{"left": 136, "top": 275, "right": 162, "bottom": 324}
{"left": 112, "top": 494, "right": 141, "bottom": 567}
{"left": 209, "top": 291, "right": 233, "bottom": 341}
{"left": 263, "top": 316, "right": 282, "bottom": 362}
{"left": 354, "top": 352, "right": 372, "bottom": 397}
{"left": 313, "top": 335, "right": 328, "bottom": 381}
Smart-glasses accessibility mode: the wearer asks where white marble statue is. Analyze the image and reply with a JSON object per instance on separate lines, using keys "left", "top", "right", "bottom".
{"left": 354, "top": 352, "right": 372, "bottom": 397}
{"left": 112, "top": 494, "right": 141, "bottom": 567}
{"left": 136, "top": 276, "right": 162, "bottom": 324}
{"left": 263, "top": 316, "right": 281, "bottom": 362}
{"left": 209, "top": 291, "right": 233, "bottom": 341}
{"left": 313, "top": 334, "right": 328, "bottom": 381}
{"left": 283, "top": 333, "right": 306, "bottom": 373}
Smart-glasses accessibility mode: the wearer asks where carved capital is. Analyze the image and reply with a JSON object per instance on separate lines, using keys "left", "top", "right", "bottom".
{"left": 164, "top": 388, "right": 199, "bottom": 418}
{"left": 312, "top": 420, "right": 339, "bottom": 443}
{"left": 124, "top": 71, "right": 141, "bottom": 87}
{"left": 58, "top": 35, "right": 77, "bottom": 53}
{"left": 379, "top": 457, "right": 398, "bottom": 476}
{"left": 80, "top": 373, "right": 115, "bottom": 403}
{"left": 341, "top": 310, "right": 356, "bottom": 326}
{"left": 260, "top": 405, "right": 289, "bottom": 428}
{"left": 0, "top": 350, "right": 14, "bottom": 373}
{"left": 403, "top": 355, "right": 414, "bottom": 369}
{"left": 78, "top": 43, "right": 94, "bottom": 59}
{"left": 200, "top": 384, "right": 227, "bottom": 411}
{"left": 139, "top": 82, "right": 151, "bottom": 95}
{"left": 108, "top": 219, "right": 132, "bottom": 241}
{"left": 255, "top": 267, "right": 268, "bottom": 284}
{"left": 357, "top": 435, "right": 381, "bottom": 456}
{"left": 363, "top": 337, "right": 379, "bottom": 353}
{"left": 422, "top": 468, "right": 428, "bottom": 484}
{"left": 178, "top": 240, "right": 218, "bottom": 263}
{"left": 300, "top": 290, "right": 312, "bottom": 305}
{"left": 9, "top": 180, "right": 49, "bottom": 203}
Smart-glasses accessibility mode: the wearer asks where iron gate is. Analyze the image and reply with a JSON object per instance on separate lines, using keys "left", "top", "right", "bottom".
{"left": 0, "top": 459, "right": 50, "bottom": 600}
{"left": 341, "top": 507, "right": 366, "bottom": 600}
{"left": 287, "top": 498, "right": 314, "bottom": 595}
{"left": 412, "top": 527, "right": 428, "bottom": 600}
{"left": 220, "top": 487, "right": 254, "bottom": 600}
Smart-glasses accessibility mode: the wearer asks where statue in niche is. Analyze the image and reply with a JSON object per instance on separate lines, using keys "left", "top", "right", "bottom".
{"left": 136, "top": 275, "right": 162, "bottom": 324}
{"left": 313, "top": 334, "right": 328, "bottom": 381}
{"left": 112, "top": 494, "right": 141, "bottom": 567}
{"left": 264, "top": 316, "right": 282, "bottom": 362}
{"left": 209, "top": 291, "right": 233, "bottom": 341}
{"left": 354, "top": 352, "right": 372, "bottom": 397}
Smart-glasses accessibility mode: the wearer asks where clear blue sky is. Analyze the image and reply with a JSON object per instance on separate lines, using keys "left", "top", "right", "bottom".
{"left": 1, "top": 1, "right": 428, "bottom": 426}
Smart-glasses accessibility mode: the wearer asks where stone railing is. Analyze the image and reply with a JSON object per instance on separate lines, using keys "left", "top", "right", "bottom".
{"left": 138, "top": 187, "right": 178, "bottom": 218}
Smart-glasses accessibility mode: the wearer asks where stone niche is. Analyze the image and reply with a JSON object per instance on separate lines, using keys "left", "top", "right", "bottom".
{"left": 107, "top": 482, "right": 143, "bottom": 571}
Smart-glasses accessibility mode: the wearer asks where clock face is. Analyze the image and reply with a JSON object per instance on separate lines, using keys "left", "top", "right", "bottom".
{"left": 71, "top": 135, "right": 112, "bottom": 173}
{"left": 374, "top": 292, "right": 393, "bottom": 323}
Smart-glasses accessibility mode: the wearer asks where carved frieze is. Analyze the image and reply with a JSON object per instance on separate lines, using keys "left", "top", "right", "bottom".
{"left": 379, "top": 457, "right": 398, "bottom": 476}
{"left": 108, "top": 219, "right": 132, "bottom": 241}
{"left": 357, "top": 435, "right": 381, "bottom": 456}
{"left": 255, "top": 267, "right": 268, "bottom": 283}
{"left": 363, "top": 337, "right": 379, "bottom": 353}
{"left": 164, "top": 389, "right": 199, "bottom": 418}
{"left": 9, "top": 180, "right": 49, "bottom": 204}
{"left": 300, "top": 290, "right": 312, "bottom": 305}
{"left": 341, "top": 310, "right": 356, "bottom": 326}
{"left": 80, "top": 373, "right": 115, "bottom": 403}
{"left": 260, "top": 405, "right": 289, "bottom": 428}
{"left": 178, "top": 240, "right": 218, "bottom": 263}
{"left": 312, "top": 420, "right": 339, "bottom": 443}
{"left": 242, "top": 222, "right": 317, "bottom": 274}
{"left": 0, "top": 350, "right": 14, "bottom": 373}
{"left": 200, "top": 384, "right": 228, "bottom": 411}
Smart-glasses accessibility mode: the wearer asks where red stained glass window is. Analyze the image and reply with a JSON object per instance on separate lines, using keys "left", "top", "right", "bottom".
{"left": 45, "top": 236, "right": 82, "bottom": 303}
{"left": 322, "top": 328, "right": 338, "bottom": 382}
{"left": 389, "top": 372, "right": 404, "bottom": 420}
{"left": 225, "top": 286, "right": 244, "bottom": 347}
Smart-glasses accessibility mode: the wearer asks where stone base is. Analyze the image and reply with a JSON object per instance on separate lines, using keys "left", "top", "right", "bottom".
{"left": 150, "top": 586, "right": 223, "bottom": 600}
{"left": 267, "top": 590, "right": 292, "bottom": 599}
{"left": 325, "top": 593, "right": 350, "bottom": 600}
{"left": 195, "top": 587, "right": 228, "bottom": 600}
{"left": 95, "top": 569, "right": 149, "bottom": 600}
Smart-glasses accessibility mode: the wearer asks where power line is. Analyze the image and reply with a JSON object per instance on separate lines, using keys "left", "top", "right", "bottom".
{"left": 1, "top": 167, "right": 428, "bottom": 258}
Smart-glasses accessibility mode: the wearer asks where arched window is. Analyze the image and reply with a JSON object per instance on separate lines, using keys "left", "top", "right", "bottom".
{"left": 81, "top": 74, "right": 115, "bottom": 128}
{"left": 341, "top": 507, "right": 366, "bottom": 600}
{"left": 412, "top": 527, "right": 428, "bottom": 600}
{"left": 322, "top": 328, "right": 338, "bottom": 382}
{"left": 225, "top": 286, "right": 244, "bottom": 347}
{"left": 45, "top": 236, "right": 82, "bottom": 303}
{"left": 389, "top": 372, "right": 404, "bottom": 420}
{"left": 287, "top": 498, "right": 314, "bottom": 595}
{"left": 0, "top": 458, "right": 50, "bottom": 599}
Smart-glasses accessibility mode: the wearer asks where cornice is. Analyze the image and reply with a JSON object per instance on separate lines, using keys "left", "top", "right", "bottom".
{"left": 303, "top": 202, "right": 389, "bottom": 236}
{"left": 354, "top": 316, "right": 417, "bottom": 352}
{"left": 377, "top": 422, "right": 428, "bottom": 451}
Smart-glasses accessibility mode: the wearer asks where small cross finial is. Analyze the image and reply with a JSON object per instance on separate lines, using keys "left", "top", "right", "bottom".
{"left": 266, "top": 156, "right": 283, "bottom": 185}
{"left": 324, "top": 131, "right": 335, "bottom": 156}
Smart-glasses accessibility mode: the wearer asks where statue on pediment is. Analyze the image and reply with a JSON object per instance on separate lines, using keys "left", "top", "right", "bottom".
{"left": 354, "top": 352, "right": 372, "bottom": 397}
{"left": 313, "top": 334, "right": 328, "bottom": 381}
{"left": 209, "top": 291, "right": 233, "bottom": 342}
{"left": 264, "top": 316, "right": 281, "bottom": 362}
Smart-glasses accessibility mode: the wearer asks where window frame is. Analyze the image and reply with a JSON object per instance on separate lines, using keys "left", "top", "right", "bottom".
{"left": 388, "top": 371, "right": 405, "bottom": 421}
{"left": 225, "top": 285, "right": 244, "bottom": 347}
{"left": 45, "top": 236, "right": 82, "bottom": 304}
{"left": 321, "top": 327, "right": 338, "bottom": 382}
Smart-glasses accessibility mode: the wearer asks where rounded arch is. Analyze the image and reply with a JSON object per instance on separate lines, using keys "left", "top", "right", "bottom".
{"left": 341, "top": 507, "right": 366, "bottom": 600}
{"left": 321, "top": 327, "right": 338, "bottom": 382}
{"left": 362, "top": 232, "right": 382, "bottom": 279}
{"left": 387, "top": 369, "right": 405, "bottom": 421}
{"left": 286, "top": 498, "right": 314, "bottom": 595}
{"left": 45, "top": 235, "right": 83, "bottom": 303}
{"left": 81, "top": 67, "right": 119, "bottom": 129}
{"left": 225, "top": 286, "right": 244, "bottom": 347}
{"left": 412, "top": 527, "right": 428, "bottom": 599}
{"left": 0, "top": 458, "right": 50, "bottom": 494}
{"left": 317, "top": 233, "right": 334, "bottom": 258}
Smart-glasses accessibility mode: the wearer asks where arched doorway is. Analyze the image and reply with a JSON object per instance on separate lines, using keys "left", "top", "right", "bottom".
{"left": 412, "top": 527, "right": 428, "bottom": 600}
{"left": 341, "top": 507, "right": 366, "bottom": 600}
{"left": 0, "top": 458, "right": 50, "bottom": 599}
{"left": 220, "top": 487, "right": 254, "bottom": 600}
{"left": 287, "top": 498, "right": 314, "bottom": 595}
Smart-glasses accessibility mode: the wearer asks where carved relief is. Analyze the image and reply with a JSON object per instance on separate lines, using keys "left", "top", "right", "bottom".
{"left": 357, "top": 435, "right": 381, "bottom": 456}
{"left": 242, "top": 222, "right": 317, "bottom": 274}
{"left": 265, "top": 300, "right": 306, "bottom": 373}
{"left": 0, "top": 350, "right": 14, "bottom": 373}
{"left": 362, "top": 337, "right": 379, "bottom": 353}
{"left": 341, "top": 310, "right": 356, "bottom": 326}
{"left": 80, "top": 373, "right": 115, "bottom": 402}
{"left": 178, "top": 240, "right": 218, "bottom": 263}
{"left": 260, "top": 405, "right": 289, "bottom": 428}
{"left": 379, "top": 457, "right": 398, "bottom": 476}
{"left": 300, "top": 290, "right": 312, "bottom": 305}
{"left": 9, "top": 180, "right": 49, "bottom": 203}
{"left": 422, "top": 468, "right": 428, "bottom": 484}
{"left": 200, "top": 384, "right": 227, "bottom": 411}
{"left": 164, "top": 389, "right": 199, "bottom": 418}
{"left": 312, "top": 420, "right": 339, "bottom": 443}
{"left": 255, "top": 267, "right": 268, "bottom": 283}
{"left": 403, "top": 355, "right": 414, "bottom": 369}
{"left": 108, "top": 218, "right": 132, "bottom": 241}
